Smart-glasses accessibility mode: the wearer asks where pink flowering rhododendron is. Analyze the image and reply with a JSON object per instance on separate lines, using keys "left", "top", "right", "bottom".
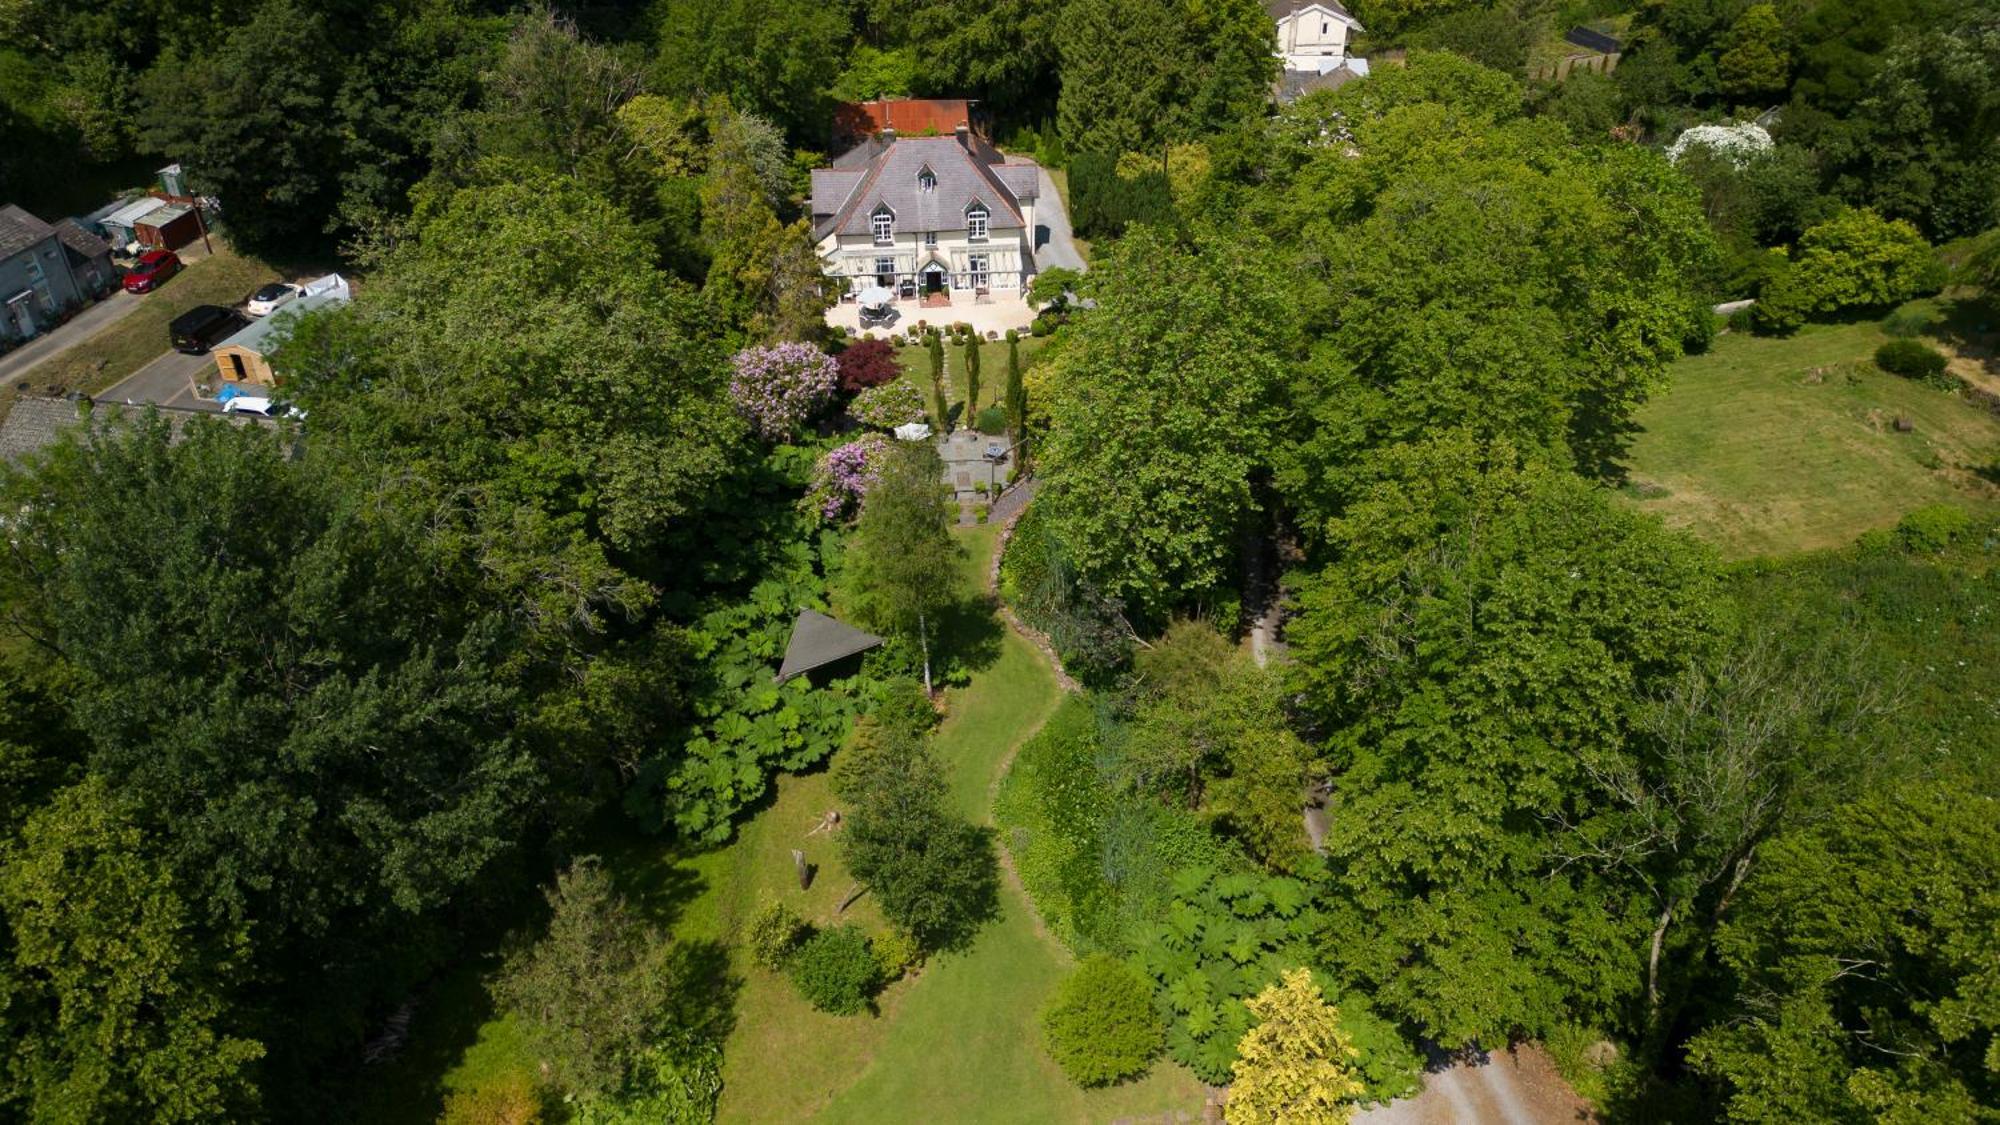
{"left": 805, "top": 434, "right": 890, "bottom": 522}
{"left": 730, "top": 342, "right": 839, "bottom": 441}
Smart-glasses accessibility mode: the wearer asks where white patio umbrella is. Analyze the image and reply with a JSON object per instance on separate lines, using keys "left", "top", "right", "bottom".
{"left": 857, "top": 285, "right": 896, "bottom": 308}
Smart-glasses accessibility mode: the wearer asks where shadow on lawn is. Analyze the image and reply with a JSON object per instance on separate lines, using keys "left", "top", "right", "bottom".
{"left": 936, "top": 589, "right": 1005, "bottom": 678}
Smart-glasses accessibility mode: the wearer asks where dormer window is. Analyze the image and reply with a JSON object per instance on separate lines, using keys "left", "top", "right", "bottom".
{"left": 872, "top": 207, "right": 894, "bottom": 245}
{"left": 966, "top": 204, "right": 988, "bottom": 242}
{"left": 917, "top": 166, "right": 937, "bottom": 192}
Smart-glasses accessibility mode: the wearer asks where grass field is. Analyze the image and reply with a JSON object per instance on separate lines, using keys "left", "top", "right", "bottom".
{"left": 1620, "top": 310, "right": 2000, "bottom": 558}
{"left": 894, "top": 334, "right": 1050, "bottom": 430}
{"left": 3, "top": 243, "right": 282, "bottom": 416}
{"left": 359, "top": 524, "right": 1205, "bottom": 1123}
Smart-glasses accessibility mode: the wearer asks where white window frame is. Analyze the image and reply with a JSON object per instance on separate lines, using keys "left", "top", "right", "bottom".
{"left": 873, "top": 209, "right": 894, "bottom": 245}
{"left": 874, "top": 256, "right": 895, "bottom": 279}
{"left": 918, "top": 167, "right": 937, "bottom": 192}
{"left": 968, "top": 253, "right": 989, "bottom": 289}
{"left": 967, "top": 206, "right": 988, "bottom": 242}
{"left": 924, "top": 230, "right": 938, "bottom": 248}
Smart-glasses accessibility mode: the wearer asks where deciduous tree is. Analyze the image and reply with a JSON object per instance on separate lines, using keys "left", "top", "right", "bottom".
{"left": 843, "top": 443, "right": 958, "bottom": 693}
{"left": 1038, "top": 227, "right": 1294, "bottom": 619}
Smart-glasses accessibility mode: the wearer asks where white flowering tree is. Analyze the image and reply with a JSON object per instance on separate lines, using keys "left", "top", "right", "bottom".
{"left": 1665, "top": 122, "right": 1774, "bottom": 169}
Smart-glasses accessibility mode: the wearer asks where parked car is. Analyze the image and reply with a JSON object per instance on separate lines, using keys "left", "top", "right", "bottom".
{"left": 168, "top": 304, "right": 248, "bottom": 354}
{"left": 245, "top": 281, "right": 304, "bottom": 317}
{"left": 121, "top": 249, "right": 181, "bottom": 293}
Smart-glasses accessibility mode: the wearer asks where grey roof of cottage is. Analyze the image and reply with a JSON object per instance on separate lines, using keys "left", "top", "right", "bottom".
{"left": 0, "top": 397, "right": 278, "bottom": 466}
{"left": 812, "top": 136, "right": 1035, "bottom": 240}
{"left": 1277, "top": 63, "right": 1366, "bottom": 104}
{"left": 54, "top": 219, "right": 111, "bottom": 262}
{"left": 214, "top": 288, "right": 350, "bottom": 357}
{"left": 0, "top": 205, "right": 56, "bottom": 261}
{"left": 1267, "top": 0, "right": 1358, "bottom": 23}
{"left": 776, "top": 609, "right": 884, "bottom": 682}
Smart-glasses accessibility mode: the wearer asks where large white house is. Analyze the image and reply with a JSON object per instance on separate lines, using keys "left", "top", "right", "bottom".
{"left": 811, "top": 127, "right": 1041, "bottom": 303}
{"left": 1272, "top": 0, "right": 1363, "bottom": 74}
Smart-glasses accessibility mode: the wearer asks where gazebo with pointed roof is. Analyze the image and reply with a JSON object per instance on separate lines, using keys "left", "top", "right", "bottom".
{"left": 777, "top": 609, "right": 885, "bottom": 683}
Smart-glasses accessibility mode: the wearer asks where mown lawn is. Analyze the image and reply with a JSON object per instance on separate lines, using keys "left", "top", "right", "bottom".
{"left": 1620, "top": 311, "right": 2000, "bottom": 558}
{"left": 6, "top": 243, "right": 284, "bottom": 408}
{"left": 893, "top": 333, "right": 1050, "bottom": 430}
{"left": 361, "top": 524, "right": 1206, "bottom": 1123}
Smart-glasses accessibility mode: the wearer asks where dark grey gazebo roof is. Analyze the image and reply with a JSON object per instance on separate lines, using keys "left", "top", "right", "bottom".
{"left": 777, "top": 609, "right": 884, "bottom": 682}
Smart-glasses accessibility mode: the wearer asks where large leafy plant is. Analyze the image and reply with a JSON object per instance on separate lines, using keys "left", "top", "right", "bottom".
{"left": 1134, "top": 866, "right": 1315, "bottom": 1083}
{"left": 633, "top": 562, "right": 863, "bottom": 842}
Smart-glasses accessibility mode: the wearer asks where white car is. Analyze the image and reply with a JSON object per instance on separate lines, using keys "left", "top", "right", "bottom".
{"left": 245, "top": 281, "right": 304, "bottom": 317}
{"left": 223, "top": 396, "right": 275, "bottom": 415}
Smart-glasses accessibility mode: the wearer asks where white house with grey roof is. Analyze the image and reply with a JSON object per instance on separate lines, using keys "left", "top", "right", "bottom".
{"left": 811, "top": 127, "right": 1041, "bottom": 304}
{"left": 1271, "top": 0, "right": 1363, "bottom": 74}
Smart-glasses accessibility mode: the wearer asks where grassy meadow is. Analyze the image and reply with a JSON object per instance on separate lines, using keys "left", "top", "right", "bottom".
{"left": 1620, "top": 306, "right": 2000, "bottom": 558}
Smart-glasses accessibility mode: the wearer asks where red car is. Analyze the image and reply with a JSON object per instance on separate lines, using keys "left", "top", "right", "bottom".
{"left": 122, "top": 249, "right": 182, "bottom": 294}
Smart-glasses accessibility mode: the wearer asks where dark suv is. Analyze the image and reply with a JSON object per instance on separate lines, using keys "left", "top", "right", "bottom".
{"left": 169, "top": 304, "right": 248, "bottom": 354}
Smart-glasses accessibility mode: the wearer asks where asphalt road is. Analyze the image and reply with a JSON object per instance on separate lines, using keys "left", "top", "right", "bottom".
{"left": 0, "top": 291, "right": 142, "bottom": 387}
{"left": 98, "top": 347, "right": 223, "bottom": 413}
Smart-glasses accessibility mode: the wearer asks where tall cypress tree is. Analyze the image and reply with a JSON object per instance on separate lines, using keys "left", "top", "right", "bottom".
{"left": 1005, "top": 329, "right": 1027, "bottom": 456}
{"left": 963, "top": 333, "right": 982, "bottom": 425}
{"left": 927, "top": 330, "right": 949, "bottom": 432}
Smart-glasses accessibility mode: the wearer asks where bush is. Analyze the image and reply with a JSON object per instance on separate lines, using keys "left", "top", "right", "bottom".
{"left": 850, "top": 381, "right": 928, "bottom": 429}
{"left": 787, "top": 924, "right": 881, "bottom": 1014}
{"left": 1041, "top": 955, "right": 1163, "bottom": 1087}
{"left": 872, "top": 930, "right": 922, "bottom": 980}
{"left": 974, "top": 404, "right": 1009, "bottom": 434}
{"left": 1896, "top": 504, "right": 1974, "bottom": 553}
{"left": 837, "top": 339, "right": 902, "bottom": 391}
{"left": 746, "top": 900, "right": 808, "bottom": 970}
{"left": 730, "top": 342, "right": 839, "bottom": 441}
{"left": 1874, "top": 338, "right": 1948, "bottom": 381}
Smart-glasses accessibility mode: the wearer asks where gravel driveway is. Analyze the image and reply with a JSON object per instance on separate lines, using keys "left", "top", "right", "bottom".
{"left": 1032, "top": 168, "right": 1087, "bottom": 274}
{"left": 1355, "top": 1044, "right": 1595, "bottom": 1125}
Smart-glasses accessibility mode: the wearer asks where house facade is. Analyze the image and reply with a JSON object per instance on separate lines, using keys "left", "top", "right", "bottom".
{"left": 812, "top": 128, "right": 1040, "bottom": 302}
{"left": 0, "top": 205, "right": 94, "bottom": 344}
{"left": 1272, "top": 0, "right": 1363, "bottom": 74}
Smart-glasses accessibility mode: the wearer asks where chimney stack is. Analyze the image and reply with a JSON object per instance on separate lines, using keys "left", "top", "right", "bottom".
{"left": 955, "top": 122, "right": 971, "bottom": 150}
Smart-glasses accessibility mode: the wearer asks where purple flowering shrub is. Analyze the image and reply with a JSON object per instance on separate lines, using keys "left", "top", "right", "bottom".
{"left": 731, "top": 342, "right": 839, "bottom": 441}
{"left": 805, "top": 434, "right": 890, "bottom": 522}
{"left": 850, "top": 382, "right": 927, "bottom": 430}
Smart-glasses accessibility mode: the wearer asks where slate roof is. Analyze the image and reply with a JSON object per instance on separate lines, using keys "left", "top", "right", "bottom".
{"left": 1564, "top": 26, "right": 1623, "bottom": 54}
{"left": 813, "top": 136, "right": 1037, "bottom": 241}
{"left": 0, "top": 205, "right": 56, "bottom": 262}
{"left": 1267, "top": 0, "right": 1359, "bottom": 24}
{"left": 214, "top": 288, "right": 350, "bottom": 356}
{"left": 0, "top": 396, "right": 277, "bottom": 466}
{"left": 54, "top": 219, "right": 111, "bottom": 263}
{"left": 776, "top": 609, "right": 883, "bottom": 682}
{"left": 1276, "top": 62, "right": 1367, "bottom": 104}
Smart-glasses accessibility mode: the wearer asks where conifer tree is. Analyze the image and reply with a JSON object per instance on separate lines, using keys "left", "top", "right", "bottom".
{"left": 927, "top": 330, "right": 949, "bottom": 432}
{"left": 963, "top": 333, "right": 982, "bottom": 420}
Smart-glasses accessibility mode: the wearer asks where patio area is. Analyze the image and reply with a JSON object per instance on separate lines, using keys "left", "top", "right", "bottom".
{"left": 828, "top": 292, "right": 1038, "bottom": 339}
